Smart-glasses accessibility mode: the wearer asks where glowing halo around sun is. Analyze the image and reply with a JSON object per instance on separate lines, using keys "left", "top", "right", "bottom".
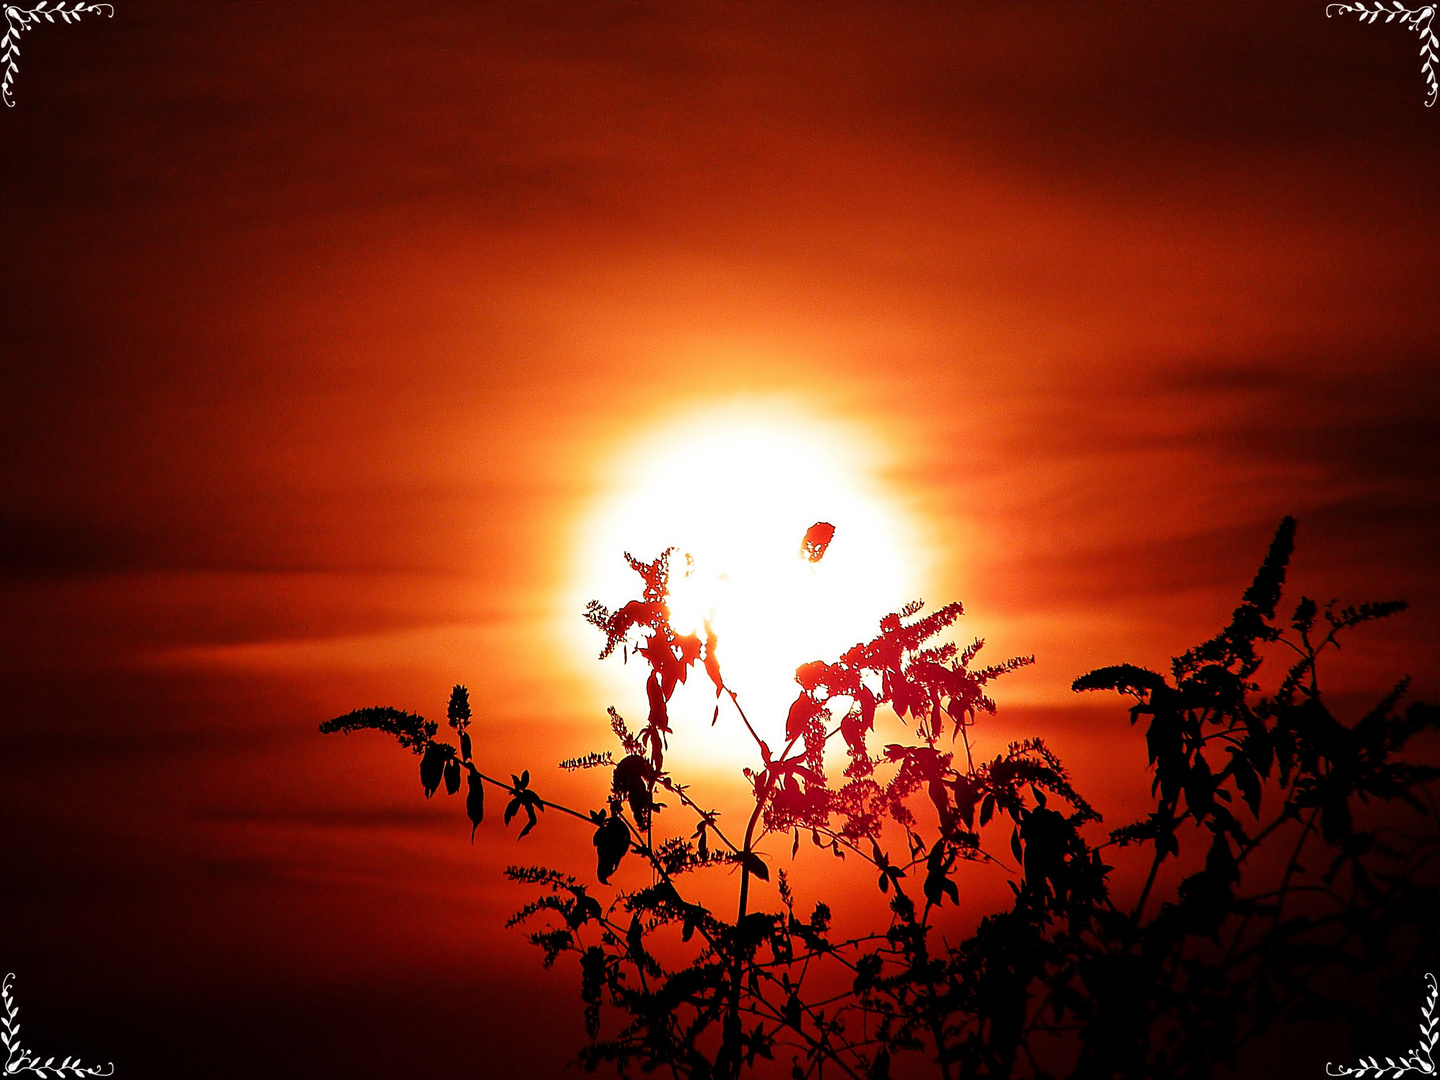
{"left": 570, "top": 402, "right": 925, "bottom": 766}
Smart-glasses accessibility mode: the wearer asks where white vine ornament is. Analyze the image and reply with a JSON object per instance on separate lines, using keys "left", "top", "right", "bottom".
{"left": 1, "top": 1, "right": 114, "bottom": 107}
{"left": 1326, "top": 973, "right": 1438, "bottom": 1078}
{"left": 1327, "top": 2, "right": 1439, "bottom": 107}
{"left": 2, "top": 974, "right": 114, "bottom": 1078}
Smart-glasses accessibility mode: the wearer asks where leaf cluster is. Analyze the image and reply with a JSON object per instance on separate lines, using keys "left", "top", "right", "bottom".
{"left": 320, "top": 518, "right": 1438, "bottom": 1079}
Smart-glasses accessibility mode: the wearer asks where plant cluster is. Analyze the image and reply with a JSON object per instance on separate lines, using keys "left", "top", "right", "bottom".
{"left": 322, "top": 519, "right": 1439, "bottom": 1079}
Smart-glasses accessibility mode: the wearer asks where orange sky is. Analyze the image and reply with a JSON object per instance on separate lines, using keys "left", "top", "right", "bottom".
{"left": 2, "top": 4, "right": 1437, "bottom": 1077}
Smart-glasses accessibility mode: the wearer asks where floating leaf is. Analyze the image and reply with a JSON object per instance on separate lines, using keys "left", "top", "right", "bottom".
{"left": 801, "top": 521, "right": 836, "bottom": 562}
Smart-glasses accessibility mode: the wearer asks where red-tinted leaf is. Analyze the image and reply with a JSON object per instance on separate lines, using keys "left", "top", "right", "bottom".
{"left": 801, "top": 522, "right": 835, "bottom": 562}
{"left": 647, "top": 673, "right": 670, "bottom": 732}
{"left": 795, "top": 661, "right": 833, "bottom": 694}
{"left": 787, "top": 693, "right": 821, "bottom": 743}
{"left": 674, "top": 632, "right": 702, "bottom": 669}
{"left": 703, "top": 622, "right": 724, "bottom": 695}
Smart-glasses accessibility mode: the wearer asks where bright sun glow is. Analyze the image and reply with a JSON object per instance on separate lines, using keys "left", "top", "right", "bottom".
{"left": 572, "top": 402, "right": 923, "bottom": 763}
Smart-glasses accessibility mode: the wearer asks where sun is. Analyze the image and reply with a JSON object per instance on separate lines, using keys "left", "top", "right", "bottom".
{"left": 570, "top": 401, "right": 924, "bottom": 760}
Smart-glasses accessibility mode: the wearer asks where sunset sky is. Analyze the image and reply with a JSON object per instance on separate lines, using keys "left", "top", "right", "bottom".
{"left": 2, "top": 3, "right": 1437, "bottom": 1077}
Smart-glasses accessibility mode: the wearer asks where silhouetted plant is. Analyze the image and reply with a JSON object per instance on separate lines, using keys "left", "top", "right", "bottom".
{"left": 321, "top": 519, "right": 1438, "bottom": 1078}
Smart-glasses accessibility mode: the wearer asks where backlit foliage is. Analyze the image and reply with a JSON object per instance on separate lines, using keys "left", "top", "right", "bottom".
{"left": 322, "top": 519, "right": 1438, "bottom": 1078}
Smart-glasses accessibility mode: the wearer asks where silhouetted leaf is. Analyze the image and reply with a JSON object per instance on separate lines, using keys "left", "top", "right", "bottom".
{"left": 443, "top": 756, "right": 461, "bottom": 795}
{"left": 784, "top": 990, "right": 803, "bottom": 1028}
{"left": 612, "top": 753, "right": 656, "bottom": 826}
{"left": 420, "top": 743, "right": 448, "bottom": 798}
{"left": 593, "top": 812, "right": 630, "bottom": 884}
{"left": 626, "top": 913, "right": 646, "bottom": 967}
{"left": 739, "top": 851, "right": 769, "bottom": 882}
{"left": 504, "top": 771, "right": 543, "bottom": 838}
{"left": 1230, "top": 752, "right": 1262, "bottom": 817}
{"left": 743, "top": 1023, "right": 775, "bottom": 1065}
{"left": 980, "top": 793, "right": 996, "bottom": 826}
{"left": 1184, "top": 753, "right": 1215, "bottom": 820}
{"left": 465, "top": 765, "right": 484, "bottom": 841}
{"left": 923, "top": 838, "right": 959, "bottom": 907}
{"left": 1020, "top": 806, "right": 1071, "bottom": 900}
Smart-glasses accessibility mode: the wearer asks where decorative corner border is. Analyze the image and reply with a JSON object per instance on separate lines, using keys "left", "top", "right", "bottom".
{"left": 1, "top": 974, "right": 114, "bottom": 1079}
{"left": 1326, "top": 972, "right": 1438, "bottom": 1078}
{"left": 1, "top": 1, "right": 113, "bottom": 108}
{"left": 1327, "top": 2, "right": 1439, "bottom": 107}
